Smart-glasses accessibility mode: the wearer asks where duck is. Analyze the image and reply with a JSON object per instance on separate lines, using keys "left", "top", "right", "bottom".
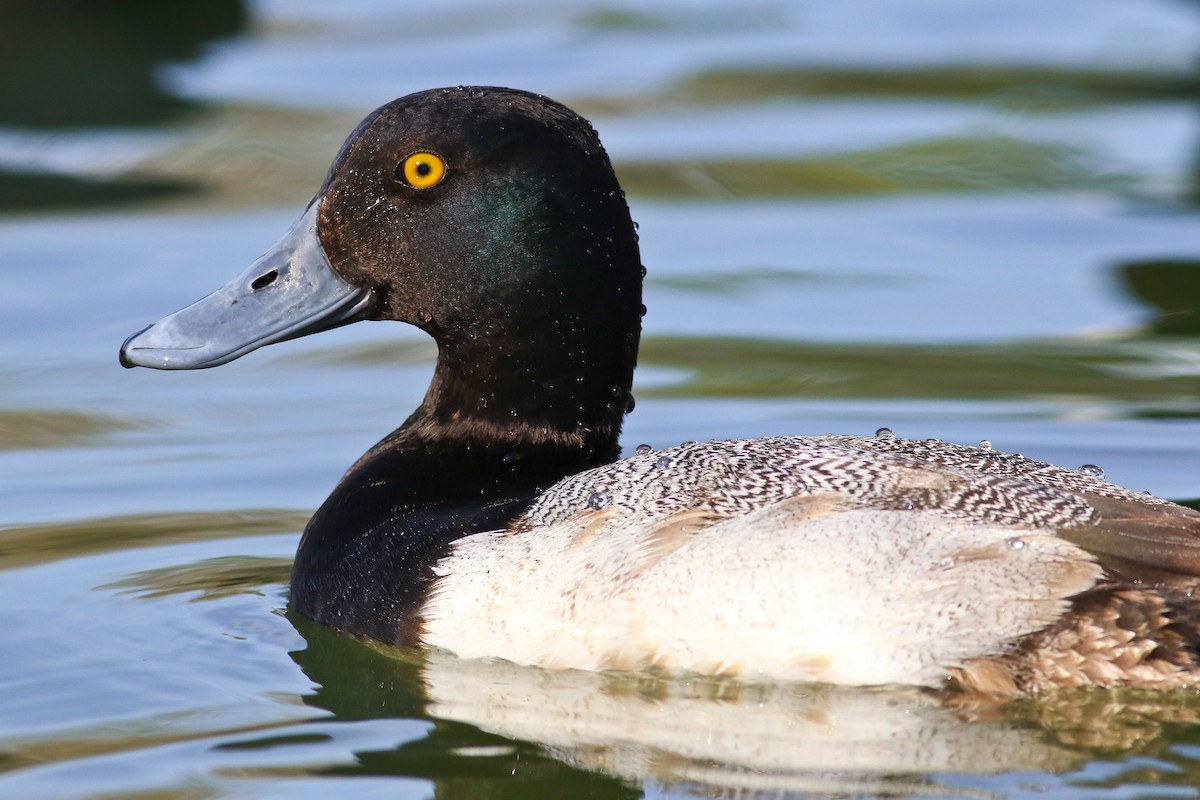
{"left": 121, "top": 86, "right": 1200, "bottom": 694}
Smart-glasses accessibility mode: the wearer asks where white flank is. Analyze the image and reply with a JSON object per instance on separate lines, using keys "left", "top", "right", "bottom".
{"left": 421, "top": 496, "right": 1100, "bottom": 686}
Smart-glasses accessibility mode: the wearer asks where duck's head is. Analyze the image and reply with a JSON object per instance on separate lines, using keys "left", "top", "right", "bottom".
{"left": 122, "top": 87, "right": 643, "bottom": 446}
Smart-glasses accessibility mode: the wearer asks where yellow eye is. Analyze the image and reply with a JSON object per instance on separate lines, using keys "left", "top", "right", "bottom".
{"left": 399, "top": 151, "right": 446, "bottom": 189}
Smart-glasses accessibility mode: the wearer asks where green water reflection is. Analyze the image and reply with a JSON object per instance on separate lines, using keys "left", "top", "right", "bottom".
{"left": 617, "top": 136, "right": 1123, "bottom": 199}
{"left": 1119, "top": 259, "right": 1200, "bottom": 336}
{"left": 0, "top": 510, "right": 308, "bottom": 571}
{"left": 641, "top": 336, "right": 1200, "bottom": 409}
{"left": 0, "top": 0, "right": 245, "bottom": 128}
{"left": 673, "top": 65, "right": 1200, "bottom": 109}
{"left": 0, "top": 0, "right": 244, "bottom": 210}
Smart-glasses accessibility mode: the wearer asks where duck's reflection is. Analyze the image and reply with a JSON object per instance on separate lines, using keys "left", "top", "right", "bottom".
{"left": 290, "top": 619, "right": 638, "bottom": 798}
{"left": 283, "top": 618, "right": 1200, "bottom": 797}
{"left": 419, "top": 651, "right": 1089, "bottom": 794}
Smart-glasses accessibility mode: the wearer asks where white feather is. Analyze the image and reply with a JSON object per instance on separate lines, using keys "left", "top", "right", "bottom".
{"left": 421, "top": 495, "right": 1100, "bottom": 686}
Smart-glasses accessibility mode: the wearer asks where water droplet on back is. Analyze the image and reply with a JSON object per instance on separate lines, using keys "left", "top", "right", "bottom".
{"left": 874, "top": 427, "right": 894, "bottom": 438}
{"left": 979, "top": 439, "right": 993, "bottom": 451}
{"left": 586, "top": 491, "right": 609, "bottom": 510}
{"left": 654, "top": 455, "right": 673, "bottom": 470}
{"left": 635, "top": 443, "right": 653, "bottom": 456}
{"left": 1078, "top": 464, "right": 1105, "bottom": 480}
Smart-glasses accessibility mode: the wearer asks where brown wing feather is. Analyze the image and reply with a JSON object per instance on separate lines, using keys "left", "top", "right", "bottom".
{"left": 1056, "top": 494, "right": 1200, "bottom": 587}
{"left": 953, "top": 585, "right": 1200, "bottom": 694}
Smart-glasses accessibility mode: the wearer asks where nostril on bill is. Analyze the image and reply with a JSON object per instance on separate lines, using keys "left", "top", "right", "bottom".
{"left": 251, "top": 270, "right": 279, "bottom": 291}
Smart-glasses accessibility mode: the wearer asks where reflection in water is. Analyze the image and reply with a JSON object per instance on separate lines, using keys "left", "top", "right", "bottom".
{"left": 0, "top": 168, "right": 194, "bottom": 211}
{"left": 288, "top": 619, "right": 1200, "bottom": 797}
{"left": 670, "top": 64, "right": 1200, "bottom": 108}
{"left": 419, "top": 654, "right": 1079, "bottom": 796}
{"left": 0, "top": 408, "right": 137, "bottom": 452}
{"left": 289, "top": 619, "right": 638, "bottom": 798}
{"left": 640, "top": 336, "right": 1200, "bottom": 410}
{"left": 0, "top": 509, "right": 308, "bottom": 571}
{"left": 1117, "top": 259, "right": 1200, "bottom": 336}
{"left": 0, "top": 0, "right": 245, "bottom": 210}
{"left": 0, "top": 0, "right": 245, "bottom": 128}
{"left": 616, "top": 135, "right": 1122, "bottom": 199}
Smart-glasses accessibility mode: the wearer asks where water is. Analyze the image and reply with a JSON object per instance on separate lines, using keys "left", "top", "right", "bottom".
{"left": 4, "top": 0, "right": 1200, "bottom": 797}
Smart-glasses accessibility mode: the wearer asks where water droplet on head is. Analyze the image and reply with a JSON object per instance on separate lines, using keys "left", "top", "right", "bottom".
{"left": 874, "top": 427, "right": 894, "bottom": 438}
{"left": 638, "top": 304, "right": 648, "bottom": 318}
{"left": 635, "top": 443, "right": 653, "bottom": 456}
{"left": 624, "top": 394, "right": 636, "bottom": 413}
{"left": 654, "top": 455, "right": 673, "bottom": 470}
{"left": 1078, "top": 464, "right": 1105, "bottom": 480}
{"left": 1006, "top": 537, "right": 1026, "bottom": 550}
{"left": 979, "top": 439, "right": 993, "bottom": 451}
{"left": 586, "top": 491, "right": 609, "bottom": 510}
{"left": 937, "top": 557, "right": 956, "bottom": 570}
{"left": 640, "top": 264, "right": 648, "bottom": 278}
{"left": 415, "top": 309, "right": 433, "bottom": 325}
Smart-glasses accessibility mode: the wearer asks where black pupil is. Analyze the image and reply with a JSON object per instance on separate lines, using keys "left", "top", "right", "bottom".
{"left": 415, "top": 161, "right": 431, "bottom": 176}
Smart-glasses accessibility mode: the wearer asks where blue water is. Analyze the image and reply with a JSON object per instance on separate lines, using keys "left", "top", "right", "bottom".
{"left": 4, "top": 1, "right": 1200, "bottom": 797}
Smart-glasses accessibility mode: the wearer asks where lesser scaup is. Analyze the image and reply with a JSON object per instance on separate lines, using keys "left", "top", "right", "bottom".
{"left": 121, "top": 86, "right": 1200, "bottom": 693}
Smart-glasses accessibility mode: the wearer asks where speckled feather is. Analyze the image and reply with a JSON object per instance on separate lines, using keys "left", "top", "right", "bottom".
{"left": 520, "top": 434, "right": 1146, "bottom": 531}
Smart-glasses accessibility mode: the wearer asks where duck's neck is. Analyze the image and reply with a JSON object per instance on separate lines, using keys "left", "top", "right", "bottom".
{"left": 291, "top": 313, "right": 639, "bottom": 643}
{"left": 420, "top": 306, "right": 636, "bottom": 446}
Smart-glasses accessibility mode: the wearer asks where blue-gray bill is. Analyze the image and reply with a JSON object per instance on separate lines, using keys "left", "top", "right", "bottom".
{"left": 119, "top": 201, "right": 372, "bottom": 370}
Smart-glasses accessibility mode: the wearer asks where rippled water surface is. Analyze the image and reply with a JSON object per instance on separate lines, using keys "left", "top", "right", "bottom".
{"left": 5, "top": 1, "right": 1200, "bottom": 797}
